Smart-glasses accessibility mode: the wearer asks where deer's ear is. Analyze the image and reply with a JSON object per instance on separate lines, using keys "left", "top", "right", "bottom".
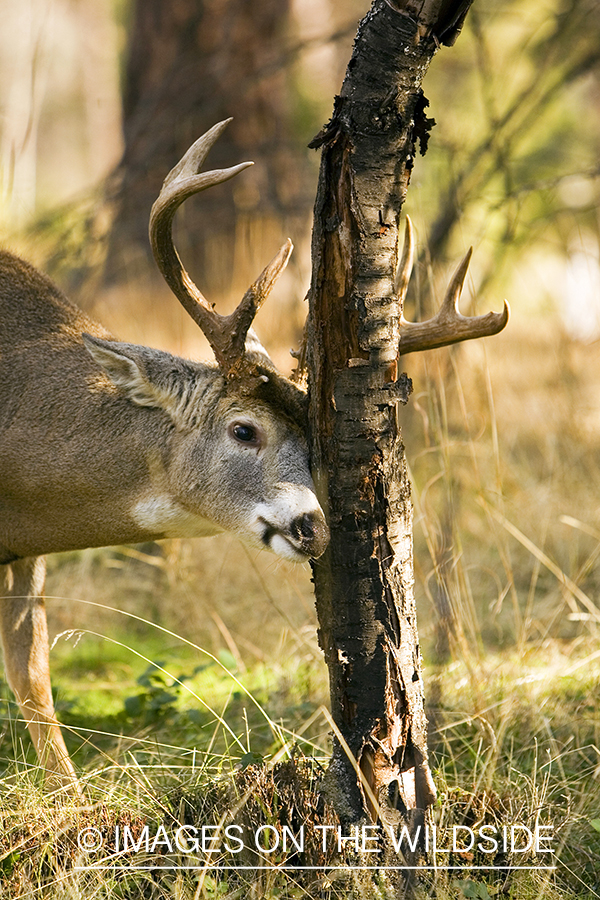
{"left": 244, "top": 327, "right": 275, "bottom": 368}
{"left": 83, "top": 334, "right": 169, "bottom": 409}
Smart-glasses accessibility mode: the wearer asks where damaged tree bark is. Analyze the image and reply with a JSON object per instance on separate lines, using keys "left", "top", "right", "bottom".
{"left": 304, "top": 0, "right": 482, "bottom": 827}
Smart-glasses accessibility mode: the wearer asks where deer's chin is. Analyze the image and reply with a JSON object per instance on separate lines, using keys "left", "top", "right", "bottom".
{"left": 267, "top": 532, "right": 312, "bottom": 563}
{"left": 250, "top": 516, "right": 309, "bottom": 562}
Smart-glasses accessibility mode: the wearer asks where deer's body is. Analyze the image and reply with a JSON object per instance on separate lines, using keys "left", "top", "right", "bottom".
{"left": 0, "top": 252, "right": 323, "bottom": 563}
{"left": 0, "top": 122, "right": 330, "bottom": 792}
{"left": 1, "top": 252, "right": 151, "bottom": 560}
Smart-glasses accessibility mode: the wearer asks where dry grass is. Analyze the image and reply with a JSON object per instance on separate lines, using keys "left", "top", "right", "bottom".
{"left": 1, "top": 254, "right": 600, "bottom": 897}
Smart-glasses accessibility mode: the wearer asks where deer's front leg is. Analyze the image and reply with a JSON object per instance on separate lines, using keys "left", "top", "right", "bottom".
{"left": 0, "top": 557, "right": 81, "bottom": 796}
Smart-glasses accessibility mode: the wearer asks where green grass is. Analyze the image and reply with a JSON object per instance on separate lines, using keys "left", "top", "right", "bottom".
{"left": 1, "top": 624, "right": 599, "bottom": 897}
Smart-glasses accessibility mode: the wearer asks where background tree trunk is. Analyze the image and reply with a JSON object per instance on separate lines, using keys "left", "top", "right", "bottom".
{"left": 103, "top": 0, "right": 307, "bottom": 293}
{"left": 305, "top": 0, "right": 472, "bottom": 827}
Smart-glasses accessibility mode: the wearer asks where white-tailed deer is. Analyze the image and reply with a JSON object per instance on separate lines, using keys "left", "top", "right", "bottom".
{"left": 0, "top": 120, "right": 329, "bottom": 793}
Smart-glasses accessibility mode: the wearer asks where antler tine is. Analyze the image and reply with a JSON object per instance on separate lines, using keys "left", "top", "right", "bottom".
{"left": 162, "top": 118, "right": 239, "bottom": 190}
{"left": 437, "top": 247, "right": 472, "bottom": 321}
{"left": 398, "top": 246, "right": 510, "bottom": 356}
{"left": 149, "top": 119, "right": 291, "bottom": 375}
{"left": 233, "top": 238, "right": 294, "bottom": 354}
{"left": 394, "top": 215, "right": 415, "bottom": 304}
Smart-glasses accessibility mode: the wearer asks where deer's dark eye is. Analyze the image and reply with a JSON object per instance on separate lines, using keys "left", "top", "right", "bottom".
{"left": 230, "top": 422, "right": 261, "bottom": 447}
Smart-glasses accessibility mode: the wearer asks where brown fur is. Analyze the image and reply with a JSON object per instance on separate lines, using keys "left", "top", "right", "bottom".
{"left": 0, "top": 250, "right": 328, "bottom": 791}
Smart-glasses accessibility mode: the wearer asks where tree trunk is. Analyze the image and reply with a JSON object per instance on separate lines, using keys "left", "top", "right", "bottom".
{"left": 103, "top": 0, "right": 306, "bottom": 291}
{"left": 305, "top": 0, "right": 472, "bottom": 828}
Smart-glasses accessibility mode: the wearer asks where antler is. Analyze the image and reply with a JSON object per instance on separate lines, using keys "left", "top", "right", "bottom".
{"left": 396, "top": 217, "right": 510, "bottom": 356}
{"left": 149, "top": 118, "right": 293, "bottom": 375}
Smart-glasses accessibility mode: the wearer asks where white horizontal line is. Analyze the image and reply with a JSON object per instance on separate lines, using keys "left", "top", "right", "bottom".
{"left": 74, "top": 865, "right": 557, "bottom": 872}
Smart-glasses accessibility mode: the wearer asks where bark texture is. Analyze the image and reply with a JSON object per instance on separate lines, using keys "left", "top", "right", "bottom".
{"left": 103, "top": 0, "right": 305, "bottom": 289}
{"left": 306, "top": 0, "right": 471, "bottom": 827}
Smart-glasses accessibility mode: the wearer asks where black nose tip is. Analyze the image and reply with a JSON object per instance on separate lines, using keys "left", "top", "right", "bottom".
{"left": 292, "top": 513, "right": 315, "bottom": 542}
{"left": 290, "top": 512, "right": 330, "bottom": 558}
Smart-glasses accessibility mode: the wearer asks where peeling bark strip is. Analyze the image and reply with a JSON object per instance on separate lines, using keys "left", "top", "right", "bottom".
{"left": 306, "top": 0, "right": 472, "bottom": 825}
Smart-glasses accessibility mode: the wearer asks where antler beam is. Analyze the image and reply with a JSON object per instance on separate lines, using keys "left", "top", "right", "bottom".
{"left": 149, "top": 118, "right": 292, "bottom": 375}
{"left": 396, "top": 217, "right": 509, "bottom": 356}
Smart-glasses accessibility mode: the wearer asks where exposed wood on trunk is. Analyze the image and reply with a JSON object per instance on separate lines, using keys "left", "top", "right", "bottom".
{"left": 305, "top": 0, "right": 473, "bottom": 829}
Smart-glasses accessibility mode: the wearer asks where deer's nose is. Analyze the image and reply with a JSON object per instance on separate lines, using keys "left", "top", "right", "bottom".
{"left": 290, "top": 511, "right": 329, "bottom": 559}
{"left": 291, "top": 513, "right": 314, "bottom": 541}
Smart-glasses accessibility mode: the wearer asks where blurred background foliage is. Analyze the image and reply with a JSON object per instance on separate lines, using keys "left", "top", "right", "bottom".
{"left": 1, "top": 0, "right": 599, "bottom": 335}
